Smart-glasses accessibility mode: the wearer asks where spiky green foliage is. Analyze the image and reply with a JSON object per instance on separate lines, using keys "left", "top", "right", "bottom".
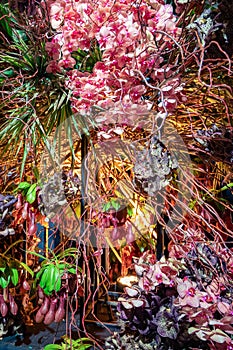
{"left": 0, "top": 3, "right": 74, "bottom": 178}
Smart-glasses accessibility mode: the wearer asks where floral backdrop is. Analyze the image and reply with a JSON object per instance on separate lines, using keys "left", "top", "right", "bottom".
{"left": 0, "top": 0, "right": 233, "bottom": 349}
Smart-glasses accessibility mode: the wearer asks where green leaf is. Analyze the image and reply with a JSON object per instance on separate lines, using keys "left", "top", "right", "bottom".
{"left": 26, "top": 183, "right": 37, "bottom": 203}
{"left": 28, "top": 250, "right": 47, "bottom": 261}
{"left": 10, "top": 267, "right": 19, "bottom": 286}
{"left": 0, "top": 265, "right": 6, "bottom": 273}
{"left": 44, "top": 345, "right": 63, "bottom": 350}
{"left": 77, "top": 345, "right": 92, "bottom": 350}
{"left": 127, "top": 206, "right": 133, "bottom": 217}
{"left": 111, "top": 200, "right": 121, "bottom": 211}
{"left": 71, "top": 338, "right": 92, "bottom": 350}
{"left": 27, "top": 183, "right": 37, "bottom": 195}
{"left": 43, "top": 287, "right": 53, "bottom": 296}
{"left": 52, "top": 266, "right": 61, "bottom": 292}
{"left": 36, "top": 268, "right": 44, "bottom": 280}
{"left": 20, "top": 141, "right": 29, "bottom": 179}
{"left": 102, "top": 202, "right": 111, "bottom": 212}
{"left": 67, "top": 268, "right": 77, "bottom": 275}
{"left": 32, "top": 166, "right": 40, "bottom": 181}
{"left": 26, "top": 188, "right": 37, "bottom": 204}
{"left": 17, "top": 182, "right": 31, "bottom": 190}
{"left": 0, "top": 4, "right": 13, "bottom": 39}
{"left": 54, "top": 275, "right": 61, "bottom": 292}
{"left": 41, "top": 264, "right": 61, "bottom": 294}
{"left": 0, "top": 274, "right": 10, "bottom": 289}
{"left": 39, "top": 267, "right": 50, "bottom": 289}
{"left": 57, "top": 263, "right": 66, "bottom": 270}
{"left": 56, "top": 248, "right": 80, "bottom": 260}
{"left": 62, "top": 337, "right": 92, "bottom": 349}
{"left": 0, "top": 68, "right": 15, "bottom": 78}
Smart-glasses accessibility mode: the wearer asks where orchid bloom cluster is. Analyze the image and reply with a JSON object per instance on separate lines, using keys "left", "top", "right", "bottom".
{"left": 117, "top": 248, "right": 233, "bottom": 349}
{"left": 44, "top": 0, "right": 186, "bottom": 115}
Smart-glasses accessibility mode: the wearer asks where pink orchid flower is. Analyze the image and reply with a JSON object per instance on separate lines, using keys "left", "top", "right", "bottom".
{"left": 176, "top": 278, "right": 204, "bottom": 308}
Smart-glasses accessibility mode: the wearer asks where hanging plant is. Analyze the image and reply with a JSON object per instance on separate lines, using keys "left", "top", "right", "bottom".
{"left": 0, "top": 240, "right": 34, "bottom": 324}
{"left": 34, "top": 248, "right": 81, "bottom": 296}
{"left": 13, "top": 180, "right": 43, "bottom": 238}
{"left": 134, "top": 135, "right": 178, "bottom": 196}
{"left": 29, "top": 248, "right": 83, "bottom": 325}
{"left": 101, "top": 198, "right": 132, "bottom": 227}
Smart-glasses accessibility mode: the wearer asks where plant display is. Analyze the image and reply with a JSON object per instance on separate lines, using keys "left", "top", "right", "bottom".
{"left": 0, "top": 178, "right": 82, "bottom": 332}
{"left": 0, "top": 2, "right": 74, "bottom": 175}
{"left": 0, "top": 0, "right": 233, "bottom": 349}
{"left": 32, "top": 247, "right": 82, "bottom": 325}
{"left": 112, "top": 245, "right": 233, "bottom": 349}
{"left": 13, "top": 180, "right": 41, "bottom": 236}
{"left": 35, "top": 249, "right": 80, "bottom": 295}
{"left": 0, "top": 235, "right": 34, "bottom": 334}
{"left": 43, "top": 0, "right": 186, "bottom": 115}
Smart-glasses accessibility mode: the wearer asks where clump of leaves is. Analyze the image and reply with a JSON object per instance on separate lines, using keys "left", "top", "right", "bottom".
{"left": 0, "top": 3, "right": 74, "bottom": 178}
{"left": 15, "top": 181, "right": 38, "bottom": 205}
{"left": 44, "top": 336, "right": 93, "bottom": 350}
{"left": 33, "top": 248, "right": 81, "bottom": 295}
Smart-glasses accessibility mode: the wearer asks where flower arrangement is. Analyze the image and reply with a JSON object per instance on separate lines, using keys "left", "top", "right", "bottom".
{"left": 1, "top": 0, "right": 233, "bottom": 349}
{"left": 43, "top": 0, "right": 187, "bottom": 116}
{"left": 112, "top": 243, "right": 233, "bottom": 350}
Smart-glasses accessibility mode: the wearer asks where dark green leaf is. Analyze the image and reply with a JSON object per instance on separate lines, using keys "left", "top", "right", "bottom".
{"left": 32, "top": 167, "right": 40, "bottom": 181}
{"left": 0, "top": 68, "right": 14, "bottom": 78}
{"left": 20, "top": 141, "right": 29, "bottom": 179}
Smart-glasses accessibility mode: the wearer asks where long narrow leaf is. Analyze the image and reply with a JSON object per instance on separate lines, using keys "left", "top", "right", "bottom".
{"left": 20, "top": 138, "right": 29, "bottom": 179}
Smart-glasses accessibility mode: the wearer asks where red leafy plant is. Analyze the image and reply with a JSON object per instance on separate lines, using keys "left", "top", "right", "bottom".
{"left": 115, "top": 244, "right": 233, "bottom": 350}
